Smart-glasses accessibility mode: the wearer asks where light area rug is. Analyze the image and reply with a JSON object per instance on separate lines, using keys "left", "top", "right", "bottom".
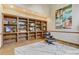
{"left": 15, "top": 42, "right": 79, "bottom": 55}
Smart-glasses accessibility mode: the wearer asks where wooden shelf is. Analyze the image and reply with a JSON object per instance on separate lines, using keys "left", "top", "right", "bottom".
{"left": 3, "top": 32, "right": 17, "bottom": 34}
{"left": 29, "top": 31, "right": 36, "bottom": 33}
{"left": 18, "top": 33, "right": 28, "bottom": 41}
{"left": 4, "top": 24, "right": 17, "bottom": 26}
{"left": 2, "top": 13, "right": 47, "bottom": 45}
{"left": 36, "top": 31, "right": 42, "bottom": 32}
{"left": 18, "top": 32, "right": 28, "bottom": 33}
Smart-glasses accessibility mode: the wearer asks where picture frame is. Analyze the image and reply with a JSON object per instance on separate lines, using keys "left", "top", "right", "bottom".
{"left": 55, "top": 5, "right": 72, "bottom": 29}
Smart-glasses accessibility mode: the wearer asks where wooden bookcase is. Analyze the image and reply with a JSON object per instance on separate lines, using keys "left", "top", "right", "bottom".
{"left": 2, "top": 14, "right": 47, "bottom": 45}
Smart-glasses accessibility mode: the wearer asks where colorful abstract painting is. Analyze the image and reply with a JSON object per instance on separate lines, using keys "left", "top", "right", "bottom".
{"left": 55, "top": 5, "right": 72, "bottom": 29}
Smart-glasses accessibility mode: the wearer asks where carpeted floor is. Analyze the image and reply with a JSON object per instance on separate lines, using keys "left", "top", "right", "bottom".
{"left": 15, "top": 42, "right": 79, "bottom": 55}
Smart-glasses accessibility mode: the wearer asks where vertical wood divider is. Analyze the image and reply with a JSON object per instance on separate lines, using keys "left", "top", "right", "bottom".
{"left": 2, "top": 14, "right": 4, "bottom": 46}
{"left": 35, "top": 20, "right": 37, "bottom": 39}
{"left": 27, "top": 18, "right": 29, "bottom": 40}
{"left": 46, "top": 21, "right": 47, "bottom": 31}
{"left": 16, "top": 16, "right": 19, "bottom": 42}
{"left": 41, "top": 21, "right": 43, "bottom": 38}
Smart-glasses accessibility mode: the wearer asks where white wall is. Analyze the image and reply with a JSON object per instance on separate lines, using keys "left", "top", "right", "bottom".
{"left": 72, "top": 4, "right": 79, "bottom": 31}
{"left": 49, "top": 4, "right": 79, "bottom": 44}
{"left": 16, "top": 4, "right": 51, "bottom": 17}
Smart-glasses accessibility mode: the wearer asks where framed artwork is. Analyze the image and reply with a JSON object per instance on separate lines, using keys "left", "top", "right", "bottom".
{"left": 55, "top": 5, "right": 72, "bottom": 29}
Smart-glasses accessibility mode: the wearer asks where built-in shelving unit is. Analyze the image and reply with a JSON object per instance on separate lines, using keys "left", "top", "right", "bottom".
{"left": 36, "top": 20, "right": 42, "bottom": 32}
{"left": 18, "top": 18, "right": 28, "bottom": 33}
{"left": 3, "top": 15, "right": 17, "bottom": 44}
{"left": 29, "top": 32, "right": 36, "bottom": 40}
{"left": 29, "top": 19, "right": 36, "bottom": 32}
{"left": 2, "top": 14, "right": 47, "bottom": 45}
{"left": 42, "top": 21, "right": 47, "bottom": 31}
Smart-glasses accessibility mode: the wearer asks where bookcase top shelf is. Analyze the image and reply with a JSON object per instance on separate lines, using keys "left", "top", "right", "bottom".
{"left": 2, "top": 13, "right": 47, "bottom": 22}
